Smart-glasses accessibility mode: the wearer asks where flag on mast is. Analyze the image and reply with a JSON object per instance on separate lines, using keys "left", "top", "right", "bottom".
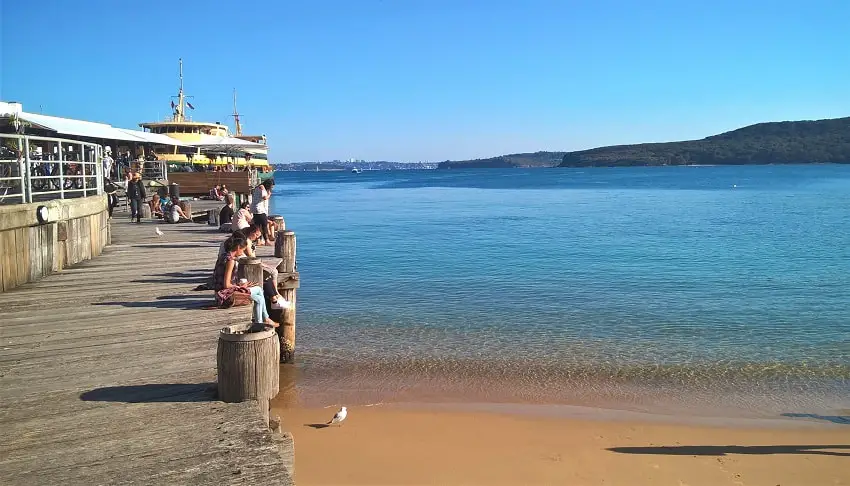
{"left": 186, "top": 102, "right": 195, "bottom": 110}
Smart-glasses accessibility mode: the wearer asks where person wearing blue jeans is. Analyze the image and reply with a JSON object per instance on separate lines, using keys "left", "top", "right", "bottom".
{"left": 126, "top": 172, "right": 146, "bottom": 223}
{"left": 248, "top": 285, "right": 269, "bottom": 325}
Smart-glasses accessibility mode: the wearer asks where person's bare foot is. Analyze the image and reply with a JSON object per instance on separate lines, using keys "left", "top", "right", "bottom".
{"left": 264, "top": 318, "right": 279, "bottom": 328}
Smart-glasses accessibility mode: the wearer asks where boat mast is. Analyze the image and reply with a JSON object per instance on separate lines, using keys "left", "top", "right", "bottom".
{"left": 232, "top": 88, "right": 242, "bottom": 136}
{"left": 173, "top": 58, "right": 186, "bottom": 122}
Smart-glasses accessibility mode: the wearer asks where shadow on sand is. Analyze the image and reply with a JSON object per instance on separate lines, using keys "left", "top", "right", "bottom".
{"left": 782, "top": 413, "right": 850, "bottom": 425}
{"left": 305, "top": 423, "right": 331, "bottom": 429}
{"left": 608, "top": 444, "right": 850, "bottom": 457}
{"left": 80, "top": 383, "right": 217, "bottom": 403}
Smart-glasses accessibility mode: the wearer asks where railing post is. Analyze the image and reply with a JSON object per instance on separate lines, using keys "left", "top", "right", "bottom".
{"left": 58, "top": 141, "right": 64, "bottom": 199}
{"left": 96, "top": 145, "right": 103, "bottom": 195}
{"left": 80, "top": 142, "right": 86, "bottom": 197}
{"left": 19, "top": 136, "right": 30, "bottom": 203}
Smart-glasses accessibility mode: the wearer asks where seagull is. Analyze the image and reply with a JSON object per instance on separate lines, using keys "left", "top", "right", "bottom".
{"left": 327, "top": 406, "right": 347, "bottom": 426}
{"left": 155, "top": 227, "right": 164, "bottom": 237}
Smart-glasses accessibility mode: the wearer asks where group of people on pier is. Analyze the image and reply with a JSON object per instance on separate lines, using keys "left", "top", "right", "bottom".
{"left": 217, "top": 178, "right": 276, "bottom": 245}
{"left": 210, "top": 177, "right": 286, "bottom": 329}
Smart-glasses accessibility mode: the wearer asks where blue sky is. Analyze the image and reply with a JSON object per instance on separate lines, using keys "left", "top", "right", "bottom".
{"left": 1, "top": 0, "right": 848, "bottom": 162}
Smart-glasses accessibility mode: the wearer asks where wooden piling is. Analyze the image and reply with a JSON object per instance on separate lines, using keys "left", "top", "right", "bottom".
{"left": 242, "top": 257, "right": 264, "bottom": 284}
{"left": 216, "top": 324, "right": 280, "bottom": 403}
{"left": 140, "top": 203, "right": 152, "bottom": 219}
{"left": 275, "top": 230, "right": 296, "bottom": 268}
{"left": 272, "top": 230, "right": 298, "bottom": 363}
{"left": 207, "top": 208, "right": 219, "bottom": 226}
{"left": 179, "top": 200, "right": 192, "bottom": 218}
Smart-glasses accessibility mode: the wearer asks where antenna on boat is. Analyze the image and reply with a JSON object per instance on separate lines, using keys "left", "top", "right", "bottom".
{"left": 171, "top": 58, "right": 193, "bottom": 122}
{"left": 232, "top": 88, "right": 242, "bottom": 136}
{"left": 174, "top": 58, "right": 186, "bottom": 122}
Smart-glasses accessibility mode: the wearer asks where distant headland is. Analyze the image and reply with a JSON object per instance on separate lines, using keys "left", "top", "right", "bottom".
{"left": 437, "top": 116, "right": 850, "bottom": 169}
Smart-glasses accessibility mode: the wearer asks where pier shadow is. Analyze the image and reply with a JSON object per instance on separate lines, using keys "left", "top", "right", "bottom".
{"left": 608, "top": 445, "right": 850, "bottom": 457}
{"left": 132, "top": 269, "right": 211, "bottom": 285}
{"left": 93, "top": 296, "right": 212, "bottom": 310}
{"left": 132, "top": 276, "right": 210, "bottom": 285}
{"left": 781, "top": 413, "right": 850, "bottom": 425}
{"left": 135, "top": 244, "right": 214, "bottom": 250}
{"left": 80, "top": 383, "right": 217, "bottom": 403}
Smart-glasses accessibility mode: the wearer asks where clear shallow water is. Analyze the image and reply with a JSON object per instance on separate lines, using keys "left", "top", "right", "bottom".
{"left": 271, "top": 166, "right": 850, "bottom": 418}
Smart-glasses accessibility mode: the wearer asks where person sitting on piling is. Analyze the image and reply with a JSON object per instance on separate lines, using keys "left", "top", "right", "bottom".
{"left": 213, "top": 234, "right": 278, "bottom": 330}
{"left": 218, "top": 194, "right": 235, "bottom": 233}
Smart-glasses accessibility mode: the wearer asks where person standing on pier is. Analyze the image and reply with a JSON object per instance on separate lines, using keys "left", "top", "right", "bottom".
{"left": 251, "top": 179, "right": 274, "bottom": 246}
{"left": 126, "top": 172, "right": 146, "bottom": 224}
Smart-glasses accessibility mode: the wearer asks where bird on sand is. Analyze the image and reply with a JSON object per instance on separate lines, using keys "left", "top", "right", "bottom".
{"left": 155, "top": 227, "right": 164, "bottom": 237}
{"left": 327, "top": 406, "right": 347, "bottom": 426}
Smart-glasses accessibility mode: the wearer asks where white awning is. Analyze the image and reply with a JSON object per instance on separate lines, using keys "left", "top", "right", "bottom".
{"left": 14, "top": 112, "right": 145, "bottom": 142}
{"left": 0, "top": 109, "right": 188, "bottom": 146}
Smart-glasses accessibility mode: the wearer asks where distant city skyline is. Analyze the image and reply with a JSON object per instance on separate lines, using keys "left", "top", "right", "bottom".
{"left": 2, "top": 0, "right": 848, "bottom": 163}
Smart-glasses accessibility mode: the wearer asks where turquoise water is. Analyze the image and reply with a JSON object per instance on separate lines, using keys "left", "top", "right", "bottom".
{"left": 271, "top": 166, "right": 850, "bottom": 417}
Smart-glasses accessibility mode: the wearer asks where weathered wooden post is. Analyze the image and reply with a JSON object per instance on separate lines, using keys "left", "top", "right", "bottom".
{"left": 140, "top": 203, "right": 152, "bottom": 219}
{"left": 217, "top": 324, "right": 280, "bottom": 426}
{"left": 242, "top": 257, "right": 263, "bottom": 284}
{"left": 275, "top": 230, "right": 298, "bottom": 363}
{"left": 179, "top": 200, "right": 192, "bottom": 218}
{"left": 207, "top": 208, "right": 219, "bottom": 226}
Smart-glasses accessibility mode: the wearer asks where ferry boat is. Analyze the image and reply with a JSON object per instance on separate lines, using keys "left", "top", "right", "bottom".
{"left": 139, "top": 59, "right": 272, "bottom": 177}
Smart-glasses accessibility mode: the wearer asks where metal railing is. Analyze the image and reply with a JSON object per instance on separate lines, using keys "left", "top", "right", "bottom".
{"left": 0, "top": 133, "right": 103, "bottom": 204}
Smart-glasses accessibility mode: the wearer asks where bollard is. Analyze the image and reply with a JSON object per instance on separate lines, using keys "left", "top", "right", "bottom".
{"left": 275, "top": 230, "right": 296, "bottom": 266}
{"left": 140, "top": 203, "right": 152, "bottom": 219}
{"left": 179, "top": 200, "right": 192, "bottom": 219}
{"left": 242, "top": 257, "right": 263, "bottom": 284}
{"left": 208, "top": 209, "right": 219, "bottom": 226}
{"left": 216, "top": 324, "right": 280, "bottom": 403}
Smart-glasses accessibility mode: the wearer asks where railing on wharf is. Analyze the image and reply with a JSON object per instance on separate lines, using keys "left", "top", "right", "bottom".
{"left": 0, "top": 133, "right": 104, "bottom": 204}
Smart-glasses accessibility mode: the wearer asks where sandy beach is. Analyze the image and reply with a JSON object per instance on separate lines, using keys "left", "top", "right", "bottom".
{"left": 277, "top": 404, "right": 850, "bottom": 486}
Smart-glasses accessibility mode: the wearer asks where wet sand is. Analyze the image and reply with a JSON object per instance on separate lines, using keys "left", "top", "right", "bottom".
{"left": 279, "top": 404, "right": 850, "bottom": 486}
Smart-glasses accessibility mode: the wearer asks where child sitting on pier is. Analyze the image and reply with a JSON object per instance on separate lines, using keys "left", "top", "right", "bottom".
{"left": 213, "top": 234, "right": 278, "bottom": 330}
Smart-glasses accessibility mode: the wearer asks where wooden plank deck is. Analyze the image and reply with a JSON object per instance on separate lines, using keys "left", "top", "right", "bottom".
{"left": 0, "top": 216, "right": 294, "bottom": 485}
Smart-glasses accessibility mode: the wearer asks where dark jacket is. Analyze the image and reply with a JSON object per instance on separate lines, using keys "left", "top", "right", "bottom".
{"left": 127, "top": 180, "right": 146, "bottom": 200}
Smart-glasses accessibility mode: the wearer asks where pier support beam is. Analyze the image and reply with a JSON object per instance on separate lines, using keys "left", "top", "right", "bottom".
{"left": 274, "top": 230, "right": 298, "bottom": 363}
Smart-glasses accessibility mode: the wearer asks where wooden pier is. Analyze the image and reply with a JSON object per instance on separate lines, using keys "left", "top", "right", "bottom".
{"left": 0, "top": 218, "right": 294, "bottom": 485}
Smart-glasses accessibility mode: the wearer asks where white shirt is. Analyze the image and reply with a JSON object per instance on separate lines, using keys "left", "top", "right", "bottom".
{"left": 232, "top": 208, "right": 252, "bottom": 230}
{"left": 251, "top": 186, "right": 269, "bottom": 215}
